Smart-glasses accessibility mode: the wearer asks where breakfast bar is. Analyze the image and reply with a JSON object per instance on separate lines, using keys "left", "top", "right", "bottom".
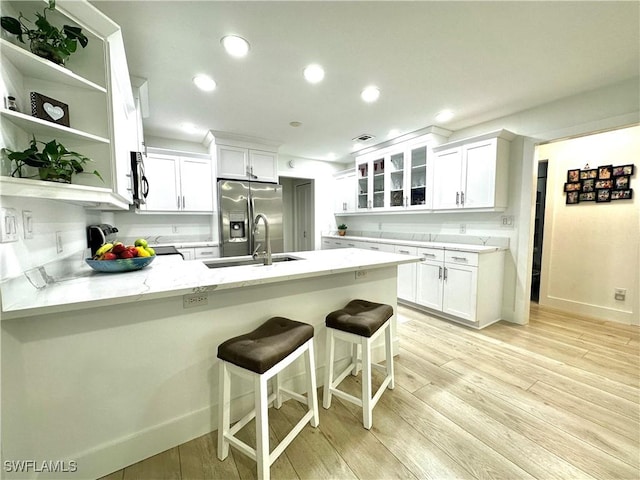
{"left": 1, "top": 248, "right": 417, "bottom": 480}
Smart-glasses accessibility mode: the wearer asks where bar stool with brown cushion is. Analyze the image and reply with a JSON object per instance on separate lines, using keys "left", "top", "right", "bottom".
{"left": 323, "top": 299, "right": 394, "bottom": 429}
{"left": 217, "top": 316, "right": 319, "bottom": 480}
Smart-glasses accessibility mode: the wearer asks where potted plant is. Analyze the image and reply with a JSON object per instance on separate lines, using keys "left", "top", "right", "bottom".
{"left": 1, "top": 0, "right": 89, "bottom": 66}
{"left": 3, "top": 135, "right": 102, "bottom": 184}
{"left": 337, "top": 223, "right": 348, "bottom": 236}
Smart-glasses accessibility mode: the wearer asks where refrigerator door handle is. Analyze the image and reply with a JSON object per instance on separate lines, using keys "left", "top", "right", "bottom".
{"left": 249, "top": 194, "right": 255, "bottom": 254}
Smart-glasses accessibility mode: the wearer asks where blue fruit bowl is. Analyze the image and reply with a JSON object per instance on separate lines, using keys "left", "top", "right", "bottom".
{"left": 85, "top": 255, "right": 155, "bottom": 273}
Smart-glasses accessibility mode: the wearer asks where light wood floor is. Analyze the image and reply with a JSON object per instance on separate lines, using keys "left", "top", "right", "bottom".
{"left": 101, "top": 304, "right": 639, "bottom": 480}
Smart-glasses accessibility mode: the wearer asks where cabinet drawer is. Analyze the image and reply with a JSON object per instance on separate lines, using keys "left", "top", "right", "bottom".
{"left": 366, "top": 242, "right": 395, "bottom": 253}
{"left": 417, "top": 247, "right": 444, "bottom": 263}
{"left": 445, "top": 251, "right": 479, "bottom": 267}
{"left": 194, "top": 246, "right": 220, "bottom": 259}
{"left": 394, "top": 245, "right": 418, "bottom": 256}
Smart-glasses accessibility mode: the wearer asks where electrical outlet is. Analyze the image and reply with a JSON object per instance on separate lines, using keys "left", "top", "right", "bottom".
{"left": 501, "top": 215, "right": 514, "bottom": 228}
{"left": 355, "top": 270, "right": 367, "bottom": 280}
{"left": 614, "top": 288, "right": 626, "bottom": 301}
{"left": 22, "top": 210, "right": 33, "bottom": 239}
{"left": 183, "top": 292, "right": 208, "bottom": 308}
{"left": 55, "top": 231, "right": 63, "bottom": 253}
{"left": 459, "top": 224, "right": 466, "bottom": 234}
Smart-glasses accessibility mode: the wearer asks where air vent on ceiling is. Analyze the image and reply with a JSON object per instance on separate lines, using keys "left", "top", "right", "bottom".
{"left": 352, "top": 133, "right": 375, "bottom": 142}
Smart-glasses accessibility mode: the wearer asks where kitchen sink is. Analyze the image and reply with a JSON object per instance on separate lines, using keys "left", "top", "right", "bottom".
{"left": 204, "top": 255, "right": 302, "bottom": 269}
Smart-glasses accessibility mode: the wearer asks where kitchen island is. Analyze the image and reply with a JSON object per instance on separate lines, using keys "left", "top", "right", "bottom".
{"left": 1, "top": 248, "right": 416, "bottom": 480}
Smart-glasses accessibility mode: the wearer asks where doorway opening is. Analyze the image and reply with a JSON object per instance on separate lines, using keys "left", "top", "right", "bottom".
{"left": 531, "top": 160, "right": 548, "bottom": 302}
{"left": 280, "top": 177, "right": 315, "bottom": 252}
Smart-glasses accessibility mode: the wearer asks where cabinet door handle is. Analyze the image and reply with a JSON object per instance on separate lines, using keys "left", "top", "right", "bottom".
{"left": 347, "top": 243, "right": 355, "bottom": 247}
{"left": 461, "top": 191, "right": 465, "bottom": 206}
{"left": 456, "top": 192, "right": 460, "bottom": 206}
{"left": 404, "top": 196, "right": 408, "bottom": 207}
{"left": 398, "top": 249, "right": 410, "bottom": 254}
{"left": 182, "top": 196, "right": 186, "bottom": 209}
{"left": 370, "top": 246, "right": 379, "bottom": 250}
{"left": 177, "top": 196, "right": 181, "bottom": 208}
{"left": 451, "top": 256, "right": 468, "bottom": 262}
{"left": 443, "top": 267, "right": 448, "bottom": 281}
{"left": 199, "top": 251, "right": 214, "bottom": 255}
{"left": 438, "top": 266, "right": 443, "bottom": 279}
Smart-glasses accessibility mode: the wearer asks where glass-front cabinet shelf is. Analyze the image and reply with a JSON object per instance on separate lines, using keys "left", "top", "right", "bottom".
{"left": 353, "top": 138, "right": 436, "bottom": 211}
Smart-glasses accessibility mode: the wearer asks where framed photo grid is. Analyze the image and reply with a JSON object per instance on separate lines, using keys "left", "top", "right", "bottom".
{"left": 565, "top": 163, "right": 634, "bottom": 205}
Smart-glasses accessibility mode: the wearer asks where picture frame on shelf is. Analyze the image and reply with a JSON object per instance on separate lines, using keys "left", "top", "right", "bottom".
{"left": 612, "top": 165, "right": 634, "bottom": 176}
{"left": 597, "top": 165, "right": 613, "bottom": 179}
{"left": 567, "top": 169, "right": 580, "bottom": 182}
{"left": 30, "top": 92, "right": 70, "bottom": 127}
{"left": 614, "top": 176, "right": 630, "bottom": 189}
{"left": 579, "top": 192, "right": 596, "bottom": 202}
{"left": 566, "top": 191, "right": 580, "bottom": 204}
{"left": 596, "top": 189, "right": 611, "bottom": 203}
{"left": 611, "top": 189, "right": 633, "bottom": 200}
{"left": 564, "top": 182, "right": 581, "bottom": 192}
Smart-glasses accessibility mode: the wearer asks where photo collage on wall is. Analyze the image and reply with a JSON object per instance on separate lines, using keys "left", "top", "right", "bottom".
{"left": 564, "top": 164, "right": 635, "bottom": 204}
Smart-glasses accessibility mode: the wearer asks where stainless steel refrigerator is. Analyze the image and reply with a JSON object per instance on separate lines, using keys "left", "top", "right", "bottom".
{"left": 218, "top": 180, "right": 284, "bottom": 257}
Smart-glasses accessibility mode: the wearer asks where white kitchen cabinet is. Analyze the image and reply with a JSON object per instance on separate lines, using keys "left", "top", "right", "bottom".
{"left": 142, "top": 152, "right": 213, "bottom": 213}
{"left": 356, "top": 154, "right": 386, "bottom": 211}
{"left": 0, "top": 1, "right": 133, "bottom": 209}
{"left": 193, "top": 246, "right": 220, "bottom": 260}
{"left": 216, "top": 145, "right": 278, "bottom": 183}
{"left": 334, "top": 170, "right": 356, "bottom": 213}
{"left": 415, "top": 247, "right": 504, "bottom": 327}
{"left": 432, "top": 131, "right": 514, "bottom": 211}
{"left": 394, "top": 245, "right": 417, "bottom": 302}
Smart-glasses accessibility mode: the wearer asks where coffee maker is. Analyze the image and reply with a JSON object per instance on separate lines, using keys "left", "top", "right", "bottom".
{"left": 87, "top": 224, "right": 119, "bottom": 256}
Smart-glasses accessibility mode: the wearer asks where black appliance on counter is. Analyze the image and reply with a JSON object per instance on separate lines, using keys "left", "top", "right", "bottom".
{"left": 131, "top": 151, "right": 148, "bottom": 207}
{"left": 153, "top": 245, "right": 184, "bottom": 259}
{"left": 87, "top": 224, "right": 119, "bottom": 256}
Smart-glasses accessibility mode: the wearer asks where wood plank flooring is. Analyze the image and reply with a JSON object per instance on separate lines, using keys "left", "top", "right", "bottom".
{"left": 100, "top": 304, "right": 639, "bottom": 480}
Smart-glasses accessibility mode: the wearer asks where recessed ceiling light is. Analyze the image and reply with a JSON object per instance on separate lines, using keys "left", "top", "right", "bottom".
{"left": 361, "top": 86, "right": 380, "bottom": 103}
{"left": 221, "top": 35, "right": 250, "bottom": 58}
{"left": 193, "top": 74, "right": 216, "bottom": 92}
{"left": 435, "top": 110, "right": 454, "bottom": 122}
{"left": 303, "top": 64, "right": 325, "bottom": 84}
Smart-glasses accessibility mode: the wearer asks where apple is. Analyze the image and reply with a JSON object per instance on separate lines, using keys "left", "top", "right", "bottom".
{"left": 119, "top": 250, "right": 134, "bottom": 259}
{"left": 112, "top": 243, "right": 126, "bottom": 255}
{"left": 134, "top": 238, "right": 148, "bottom": 248}
{"left": 102, "top": 252, "right": 117, "bottom": 260}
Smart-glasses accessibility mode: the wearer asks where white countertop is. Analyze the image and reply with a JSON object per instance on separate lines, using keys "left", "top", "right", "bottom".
{"left": 1, "top": 248, "right": 418, "bottom": 320}
{"left": 323, "top": 234, "right": 504, "bottom": 253}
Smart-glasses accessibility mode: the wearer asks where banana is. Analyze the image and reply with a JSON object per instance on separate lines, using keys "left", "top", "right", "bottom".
{"left": 95, "top": 243, "right": 114, "bottom": 257}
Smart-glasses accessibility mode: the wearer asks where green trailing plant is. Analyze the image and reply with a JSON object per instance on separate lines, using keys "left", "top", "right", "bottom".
{"left": 4, "top": 135, "right": 102, "bottom": 183}
{"left": 337, "top": 223, "right": 348, "bottom": 230}
{"left": 1, "top": 0, "right": 88, "bottom": 65}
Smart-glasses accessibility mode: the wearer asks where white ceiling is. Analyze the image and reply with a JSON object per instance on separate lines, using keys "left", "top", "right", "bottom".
{"left": 91, "top": 1, "right": 639, "bottom": 162}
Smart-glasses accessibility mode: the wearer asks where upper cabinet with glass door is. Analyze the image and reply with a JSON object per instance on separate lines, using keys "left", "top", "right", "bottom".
{"left": 357, "top": 155, "right": 386, "bottom": 211}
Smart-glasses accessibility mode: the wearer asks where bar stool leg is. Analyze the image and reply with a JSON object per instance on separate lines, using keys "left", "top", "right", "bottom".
{"left": 385, "top": 322, "right": 395, "bottom": 390}
{"left": 305, "top": 340, "right": 320, "bottom": 427}
{"left": 362, "top": 337, "right": 373, "bottom": 430}
{"left": 217, "top": 361, "right": 230, "bottom": 460}
{"left": 255, "top": 374, "right": 270, "bottom": 480}
{"left": 323, "top": 329, "right": 335, "bottom": 409}
{"left": 350, "top": 343, "right": 359, "bottom": 375}
{"left": 273, "top": 374, "right": 282, "bottom": 409}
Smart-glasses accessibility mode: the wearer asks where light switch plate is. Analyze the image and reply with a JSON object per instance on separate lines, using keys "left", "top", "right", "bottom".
{"left": 22, "top": 210, "right": 33, "bottom": 239}
{"left": 0, "top": 207, "right": 19, "bottom": 242}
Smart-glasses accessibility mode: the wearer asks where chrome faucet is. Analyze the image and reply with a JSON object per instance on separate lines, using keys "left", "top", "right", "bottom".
{"left": 252, "top": 213, "right": 272, "bottom": 265}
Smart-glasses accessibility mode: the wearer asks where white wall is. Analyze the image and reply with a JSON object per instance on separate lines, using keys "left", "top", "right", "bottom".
{"left": 536, "top": 125, "right": 639, "bottom": 324}
{"left": 278, "top": 154, "right": 344, "bottom": 250}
